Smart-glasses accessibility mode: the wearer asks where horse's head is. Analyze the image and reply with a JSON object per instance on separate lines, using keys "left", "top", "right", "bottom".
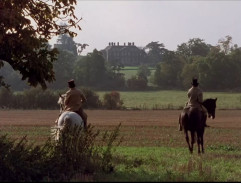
{"left": 202, "top": 98, "right": 217, "bottom": 119}
{"left": 58, "top": 94, "right": 66, "bottom": 112}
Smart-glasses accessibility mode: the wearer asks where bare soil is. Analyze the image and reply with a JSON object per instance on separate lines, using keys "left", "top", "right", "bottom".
{"left": 0, "top": 109, "right": 240, "bottom": 128}
{"left": 1, "top": 109, "right": 240, "bottom": 148}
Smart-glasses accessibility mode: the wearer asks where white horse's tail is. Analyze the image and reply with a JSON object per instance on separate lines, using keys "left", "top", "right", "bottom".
{"left": 51, "top": 126, "right": 63, "bottom": 141}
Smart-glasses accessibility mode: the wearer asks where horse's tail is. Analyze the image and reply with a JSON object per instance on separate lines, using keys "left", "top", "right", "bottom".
{"left": 64, "top": 115, "right": 72, "bottom": 126}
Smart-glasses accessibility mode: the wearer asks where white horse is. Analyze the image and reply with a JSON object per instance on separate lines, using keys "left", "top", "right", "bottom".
{"left": 51, "top": 94, "right": 84, "bottom": 141}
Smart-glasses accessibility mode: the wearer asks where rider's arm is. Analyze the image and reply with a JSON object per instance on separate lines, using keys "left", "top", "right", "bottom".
{"left": 64, "top": 92, "right": 70, "bottom": 106}
{"left": 81, "top": 93, "right": 87, "bottom": 103}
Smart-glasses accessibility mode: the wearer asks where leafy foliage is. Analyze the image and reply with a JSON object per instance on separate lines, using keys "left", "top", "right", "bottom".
{"left": 0, "top": 123, "right": 122, "bottom": 182}
{"left": 0, "top": 0, "right": 81, "bottom": 89}
{"left": 144, "top": 41, "right": 167, "bottom": 66}
{"left": 102, "top": 91, "right": 124, "bottom": 109}
{"left": 127, "top": 75, "right": 148, "bottom": 90}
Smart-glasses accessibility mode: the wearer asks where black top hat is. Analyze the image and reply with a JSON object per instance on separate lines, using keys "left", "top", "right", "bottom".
{"left": 192, "top": 78, "right": 199, "bottom": 86}
{"left": 68, "top": 79, "right": 75, "bottom": 88}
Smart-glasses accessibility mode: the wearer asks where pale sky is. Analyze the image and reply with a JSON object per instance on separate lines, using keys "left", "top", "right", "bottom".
{"left": 54, "top": 0, "right": 241, "bottom": 55}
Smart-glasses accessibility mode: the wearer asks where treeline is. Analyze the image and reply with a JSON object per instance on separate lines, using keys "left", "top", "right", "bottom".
{"left": 1, "top": 35, "right": 241, "bottom": 91}
{"left": 0, "top": 87, "right": 123, "bottom": 110}
{"left": 151, "top": 36, "right": 241, "bottom": 91}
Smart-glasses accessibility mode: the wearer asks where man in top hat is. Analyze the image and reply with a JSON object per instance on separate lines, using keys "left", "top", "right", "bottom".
{"left": 179, "top": 78, "right": 208, "bottom": 131}
{"left": 64, "top": 79, "right": 87, "bottom": 128}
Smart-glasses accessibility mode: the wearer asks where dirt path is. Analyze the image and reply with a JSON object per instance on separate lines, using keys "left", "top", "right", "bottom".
{"left": 0, "top": 109, "right": 240, "bottom": 128}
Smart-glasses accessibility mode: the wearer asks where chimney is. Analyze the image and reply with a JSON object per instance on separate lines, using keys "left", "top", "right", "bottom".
{"left": 117, "top": 42, "right": 119, "bottom": 46}
{"left": 109, "top": 42, "right": 111, "bottom": 46}
{"left": 132, "top": 42, "right": 134, "bottom": 46}
{"left": 124, "top": 42, "right": 126, "bottom": 46}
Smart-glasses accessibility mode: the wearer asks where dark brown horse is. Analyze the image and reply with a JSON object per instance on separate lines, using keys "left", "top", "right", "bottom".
{"left": 179, "top": 98, "right": 217, "bottom": 154}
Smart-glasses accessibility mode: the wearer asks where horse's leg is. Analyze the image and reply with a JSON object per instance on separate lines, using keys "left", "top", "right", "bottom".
{"left": 185, "top": 131, "right": 192, "bottom": 153}
{"left": 197, "top": 134, "right": 201, "bottom": 154}
{"left": 201, "top": 131, "right": 205, "bottom": 153}
{"left": 178, "top": 114, "right": 182, "bottom": 131}
{"left": 190, "top": 131, "right": 195, "bottom": 153}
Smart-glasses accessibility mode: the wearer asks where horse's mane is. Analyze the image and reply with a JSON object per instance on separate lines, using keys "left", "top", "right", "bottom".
{"left": 202, "top": 98, "right": 217, "bottom": 109}
{"left": 203, "top": 98, "right": 212, "bottom": 104}
{"left": 202, "top": 98, "right": 216, "bottom": 104}
{"left": 57, "top": 94, "right": 66, "bottom": 105}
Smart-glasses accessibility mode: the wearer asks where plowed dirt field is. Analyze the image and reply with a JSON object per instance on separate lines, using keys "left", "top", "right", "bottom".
{"left": 0, "top": 109, "right": 240, "bottom": 128}
{"left": 0, "top": 110, "right": 240, "bottom": 147}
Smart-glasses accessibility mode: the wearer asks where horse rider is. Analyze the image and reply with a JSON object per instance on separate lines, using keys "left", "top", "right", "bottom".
{"left": 63, "top": 79, "right": 88, "bottom": 128}
{"left": 179, "top": 78, "right": 209, "bottom": 131}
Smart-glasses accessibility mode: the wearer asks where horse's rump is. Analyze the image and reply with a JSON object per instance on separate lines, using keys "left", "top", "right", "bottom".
{"left": 181, "top": 107, "right": 204, "bottom": 132}
{"left": 58, "top": 111, "right": 84, "bottom": 127}
{"left": 188, "top": 107, "right": 205, "bottom": 130}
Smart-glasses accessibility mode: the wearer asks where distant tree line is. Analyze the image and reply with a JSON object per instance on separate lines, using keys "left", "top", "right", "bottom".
{"left": 1, "top": 35, "right": 241, "bottom": 92}
{"left": 151, "top": 35, "right": 241, "bottom": 91}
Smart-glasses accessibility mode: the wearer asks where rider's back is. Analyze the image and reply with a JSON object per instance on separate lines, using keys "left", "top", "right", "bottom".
{"left": 186, "top": 86, "right": 203, "bottom": 108}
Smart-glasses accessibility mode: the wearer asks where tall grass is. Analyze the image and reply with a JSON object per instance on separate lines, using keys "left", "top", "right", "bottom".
{"left": 97, "top": 90, "right": 241, "bottom": 110}
{"left": 0, "top": 124, "right": 122, "bottom": 182}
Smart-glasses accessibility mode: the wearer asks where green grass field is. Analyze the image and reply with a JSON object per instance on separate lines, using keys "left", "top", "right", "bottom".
{"left": 2, "top": 125, "right": 240, "bottom": 181}
{"left": 119, "top": 66, "right": 155, "bottom": 81}
{"left": 97, "top": 146, "right": 241, "bottom": 182}
{"left": 97, "top": 90, "right": 241, "bottom": 110}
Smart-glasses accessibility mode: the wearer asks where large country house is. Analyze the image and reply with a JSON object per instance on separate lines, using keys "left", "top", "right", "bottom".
{"left": 101, "top": 42, "right": 147, "bottom": 66}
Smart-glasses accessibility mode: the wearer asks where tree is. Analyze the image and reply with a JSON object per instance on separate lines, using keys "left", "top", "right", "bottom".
{"left": 177, "top": 38, "right": 211, "bottom": 59}
{"left": 137, "top": 65, "right": 151, "bottom": 79}
{"left": 49, "top": 49, "right": 76, "bottom": 89}
{"left": 153, "top": 51, "right": 183, "bottom": 88}
{"left": 56, "top": 34, "right": 78, "bottom": 56}
{"left": 55, "top": 33, "right": 88, "bottom": 56}
{"left": 74, "top": 49, "right": 107, "bottom": 88}
{"left": 0, "top": 0, "right": 81, "bottom": 89}
{"left": 144, "top": 41, "right": 167, "bottom": 66}
{"left": 217, "top": 35, "right": 233, "bottom": 55}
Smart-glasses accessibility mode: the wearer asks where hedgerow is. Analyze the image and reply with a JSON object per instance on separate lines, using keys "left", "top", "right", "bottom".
{"left": 0, "top": 123, "right": 122, "bottom": 182}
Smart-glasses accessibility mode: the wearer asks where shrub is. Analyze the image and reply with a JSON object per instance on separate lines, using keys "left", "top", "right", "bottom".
{"left": 0, "top": 134, "right": 51, "bottom": 181}
{"left": 102, "top": 91, "right": 124, "bottom": 109}
{"left": 126, "top": 76, "right": 148, "bottom": 90}
{"left": 80, "top": 87, "right": 102, "bottom": 109}
{"left": 0, "top": 123, "right": 122, "bottom": 182}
